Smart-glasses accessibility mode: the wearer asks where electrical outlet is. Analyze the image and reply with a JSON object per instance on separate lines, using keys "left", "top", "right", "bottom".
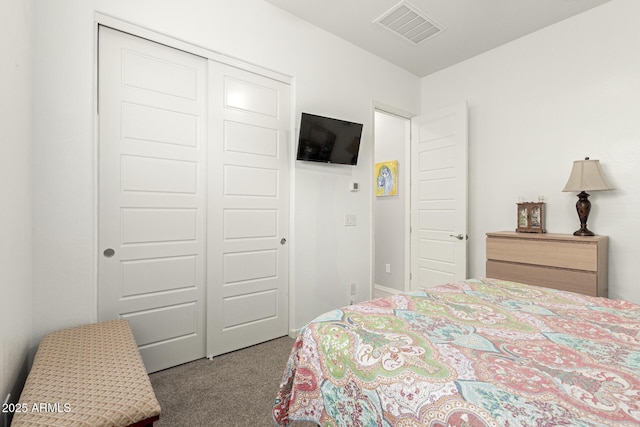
{"left": 350, "top": 283, "right": 357, "bottom": 295}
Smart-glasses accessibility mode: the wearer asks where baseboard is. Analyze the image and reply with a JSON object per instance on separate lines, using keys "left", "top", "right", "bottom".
{"left": 288, "top": 328, "right": 301, "bottom": 339}
{"left": 373, "top": 284, "right": 403, "bottom": 297}
{"left": 2, "top": 355, "right": 29, "bottom": 427}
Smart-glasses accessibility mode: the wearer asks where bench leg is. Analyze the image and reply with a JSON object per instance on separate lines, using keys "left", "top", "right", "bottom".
{"left": 127, "top": 415, "right": 160, "bottom": 427}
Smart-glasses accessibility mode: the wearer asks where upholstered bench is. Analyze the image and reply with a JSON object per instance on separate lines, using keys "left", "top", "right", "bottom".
{"left": 12, "top": 319, "right": 161, "bottom": 427}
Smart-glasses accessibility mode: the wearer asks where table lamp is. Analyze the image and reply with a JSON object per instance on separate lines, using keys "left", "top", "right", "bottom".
{"left": 562, "top": 157, "right": 614, "bottom": 236}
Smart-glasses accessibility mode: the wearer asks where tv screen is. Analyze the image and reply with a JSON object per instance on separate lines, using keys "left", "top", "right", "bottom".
{"left": 296, "top": 113, "right": 363, "bottom": 165}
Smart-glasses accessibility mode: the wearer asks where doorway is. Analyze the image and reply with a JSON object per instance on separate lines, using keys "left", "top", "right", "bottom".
{"left": 373, "top": 110, "right": 411, "bottom": 297}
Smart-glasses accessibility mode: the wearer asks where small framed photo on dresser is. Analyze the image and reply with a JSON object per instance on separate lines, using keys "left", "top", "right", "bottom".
{"left": 516, "top": 202, "right": 545, "bottom": 233}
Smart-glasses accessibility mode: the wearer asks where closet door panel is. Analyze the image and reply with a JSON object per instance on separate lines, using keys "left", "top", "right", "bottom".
{"left": 98, "top": 26, "right": 206, "bottom": 373}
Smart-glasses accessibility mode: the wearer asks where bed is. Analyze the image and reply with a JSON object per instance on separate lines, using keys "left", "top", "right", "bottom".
{"left": 273, "top": 278, "right": 640, "bottom": 426}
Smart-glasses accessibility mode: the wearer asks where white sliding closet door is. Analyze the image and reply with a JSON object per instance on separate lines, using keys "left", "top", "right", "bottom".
{"left": 98, "top": 26, "right": 207, "bottom": 372}
{"left": 206, "top": 61, "right": 290, "bottom": 357}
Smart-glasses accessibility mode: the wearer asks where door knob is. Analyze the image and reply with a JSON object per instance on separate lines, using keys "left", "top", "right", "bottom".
{"left": 103, "top": 248, "right": 115, "bottom": 258}
{"left": 280, "top": 238, "right": 287, "bottom": 245}
{"left": 449, "top": 234, "right": 465, "bottom": 240}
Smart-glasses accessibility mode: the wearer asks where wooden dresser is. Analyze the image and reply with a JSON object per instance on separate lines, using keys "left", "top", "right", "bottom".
{"left": 486, "top": 231, "right": 608, "bottom": 297}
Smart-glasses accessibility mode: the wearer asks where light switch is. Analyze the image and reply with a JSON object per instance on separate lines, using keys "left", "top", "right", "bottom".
{"left": 344, "top": 214, "right": 357, "bottom": 226}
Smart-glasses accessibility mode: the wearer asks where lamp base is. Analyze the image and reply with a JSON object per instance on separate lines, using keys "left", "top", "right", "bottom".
{"left": 573, "top": 228, "right": 595, "bottom": 237}
{"left": 573, "top": 191, "right": 596, "bottom": 237}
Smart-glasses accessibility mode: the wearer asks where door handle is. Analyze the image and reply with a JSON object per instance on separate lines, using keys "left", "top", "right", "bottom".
{"left": 280, "top": 238, "right": 287, "bottom": 245}
{"left": 103, "top": 248, "right": 115, "bottom": 258}
{"left": 449, "top": 234, "right": 466, "bottom": 240}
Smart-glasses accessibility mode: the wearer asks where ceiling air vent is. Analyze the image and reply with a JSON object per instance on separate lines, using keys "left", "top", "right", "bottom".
{"left": 374, "top": 1, "right": 445, "bottom": 45}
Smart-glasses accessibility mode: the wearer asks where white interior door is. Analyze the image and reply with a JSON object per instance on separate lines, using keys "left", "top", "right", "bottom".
{"left": 410, "top": 102, "right": 468, "bottom": 290}
{"left": 98, "top": 26, "right": 207, "bottom": 372}
{"left": 206, "top": 61, "right": 290, "bottom": 357}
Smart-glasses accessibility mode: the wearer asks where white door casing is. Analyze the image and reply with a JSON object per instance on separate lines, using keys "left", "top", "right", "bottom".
{"left": 410, "top": 102, "right": 468, "bottom": 290}
{"left": 206, "top": 61, "right": 290, "bottom": 357}
{"left": 98, "top": 26, "right": 207, "bottom": 372}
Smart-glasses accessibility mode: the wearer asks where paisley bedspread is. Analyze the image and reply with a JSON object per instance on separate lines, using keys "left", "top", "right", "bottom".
{"left": 273, "top": 278, "right": 640, "bottom": 426}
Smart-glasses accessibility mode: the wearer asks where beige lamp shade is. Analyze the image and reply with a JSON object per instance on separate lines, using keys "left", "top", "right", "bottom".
{"left": 562, "top": 158, "right": 614, "bottom": 192}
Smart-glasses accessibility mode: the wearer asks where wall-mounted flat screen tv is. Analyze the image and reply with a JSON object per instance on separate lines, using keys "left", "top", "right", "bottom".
{"left": 296, "top": 113, "right": 363, "bottom": 165}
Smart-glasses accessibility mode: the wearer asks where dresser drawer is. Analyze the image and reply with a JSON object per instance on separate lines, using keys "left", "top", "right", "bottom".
{"left": 485, "top": 232, "right": 608, "bottom": 298}
{"left": 486, "top": 260, "right": 601, "bottom": 296}
{"left": 486, "top": 236, "right": 598, "bottom": 271}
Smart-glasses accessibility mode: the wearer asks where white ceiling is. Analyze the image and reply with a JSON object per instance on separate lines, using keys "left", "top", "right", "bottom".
{"left": 264, "top": 0, "right": 613, "bottom": 77}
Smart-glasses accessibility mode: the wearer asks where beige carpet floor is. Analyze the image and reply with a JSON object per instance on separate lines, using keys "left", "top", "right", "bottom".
{"left": 149, "top": 336, "right": 317, "bottom": 427}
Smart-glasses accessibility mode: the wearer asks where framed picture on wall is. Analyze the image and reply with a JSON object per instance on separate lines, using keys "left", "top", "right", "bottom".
{"left": 375, "top": 160, "right": 398, "bottom": 196}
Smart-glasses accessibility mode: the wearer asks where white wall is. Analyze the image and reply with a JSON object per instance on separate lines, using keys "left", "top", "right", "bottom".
{"left": 374, "top": 111, "right": 409, "bottom": 292}
{"left": 0, "top": 0, "right": 33, "bottom": 406}
{"left": 31, "top": 0, "right": 421, "bottom": 339}
{"left": 421, "top": 0, "right": 640, "bottom": 304}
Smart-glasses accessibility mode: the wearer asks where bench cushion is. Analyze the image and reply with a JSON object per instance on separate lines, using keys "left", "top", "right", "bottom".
{"left": 12, "top": 319, "right": 161, "bottom": 427}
